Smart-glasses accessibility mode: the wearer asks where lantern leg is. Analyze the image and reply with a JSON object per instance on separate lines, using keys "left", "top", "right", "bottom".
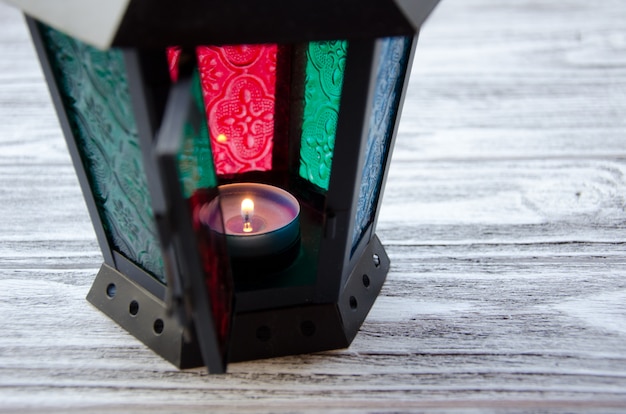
{"left": 337, "top": 234, "right": 390, "bottom": 344}
{"left": 86, "top": 263, "right": 204, "bottom": 369}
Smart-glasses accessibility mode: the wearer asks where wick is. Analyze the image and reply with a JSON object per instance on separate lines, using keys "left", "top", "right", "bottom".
{"left": 241, "top": 198, "right": 254, "bottom": 233}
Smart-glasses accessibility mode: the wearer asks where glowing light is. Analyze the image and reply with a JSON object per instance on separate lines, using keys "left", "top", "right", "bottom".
{"left": 217, "top": 134, "right": 228, "bottom": 143}
{"left": 241, "top": 198, "right": 254, "bottom": 233}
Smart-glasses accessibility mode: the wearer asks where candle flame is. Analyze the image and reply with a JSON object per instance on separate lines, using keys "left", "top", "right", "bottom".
{"left": 241, "top": 198, "right": 254, "bottom": 233}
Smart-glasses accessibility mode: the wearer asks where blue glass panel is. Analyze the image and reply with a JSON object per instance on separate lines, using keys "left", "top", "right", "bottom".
{"left": 41, "top": 26, "right": 165, "bottom": 282}
{"left": 351, "top": 37, "right": 411, "bottom": 252}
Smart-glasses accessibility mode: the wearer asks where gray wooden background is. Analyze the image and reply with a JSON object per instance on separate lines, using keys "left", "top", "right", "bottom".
{"left": 1, "top": 0, "right": 625, "bottom": 412}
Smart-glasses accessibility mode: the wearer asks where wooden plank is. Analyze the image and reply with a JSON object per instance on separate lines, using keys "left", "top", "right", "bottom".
{"left": 400, "top": 0, "right": 626, "bottom": 161}
{"left": 379, "top": 159, "right": 626, "bottom": 243}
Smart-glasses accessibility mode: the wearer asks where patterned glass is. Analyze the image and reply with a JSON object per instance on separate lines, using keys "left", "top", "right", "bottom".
{"left": 197, "top": 45, "right": 277, "bottom": 175}
{"left": 351, "top": 37, "right": 412, "bottom": 251}
{"left": 177, "top": 71, "right": 219, "bottom": 197}
{"left": 41, "top": 25, "right": 165, "bottom": 282}
{"left": 298, "top": 40, "right": 348, "bottom": 191}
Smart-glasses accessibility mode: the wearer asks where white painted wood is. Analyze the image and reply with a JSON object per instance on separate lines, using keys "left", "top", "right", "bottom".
{"left": 1, "top": 0, "right": 626, "bottom": 411}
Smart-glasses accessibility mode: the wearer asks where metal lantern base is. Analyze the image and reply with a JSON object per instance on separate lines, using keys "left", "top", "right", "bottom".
{"left": 87, "top": 235, "right": 389, "bottom": 369}
{"left": 87, "top": 263, "right": 204, "bottom": 369}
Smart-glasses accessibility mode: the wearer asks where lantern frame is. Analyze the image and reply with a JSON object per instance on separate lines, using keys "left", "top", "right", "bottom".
{"left": 23, "top": 0, "right": 441, "bottom": 373}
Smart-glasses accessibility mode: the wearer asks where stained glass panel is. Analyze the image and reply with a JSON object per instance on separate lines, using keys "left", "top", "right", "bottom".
{"left": 351, "top": 37, "right": 411, "bottom": 251}
{"left": 41, "top": 25, "right": 165, "bottom": 282}
{"left": 167, "top": 46, "right": 181, "bottom": 82}
{"left": 176, "top": 71, "right": 219, "bottom": 198}
{"left": 197, "top": 45, "right": 277, "bottom": 175}
{"left": 298, "top": 40, "right": 348, "bottom": 191}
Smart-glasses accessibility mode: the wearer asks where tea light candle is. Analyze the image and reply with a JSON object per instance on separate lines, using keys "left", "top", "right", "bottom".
{"left": 198, "top": 183, "right": 300, "bottom": 260}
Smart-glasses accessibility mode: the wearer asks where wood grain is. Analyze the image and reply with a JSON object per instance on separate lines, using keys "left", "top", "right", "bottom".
{"left": 1, "top": 0, "right": 626, "bottom": 412}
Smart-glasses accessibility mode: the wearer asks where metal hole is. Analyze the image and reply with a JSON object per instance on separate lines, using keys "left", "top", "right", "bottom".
{"left": 362, "top": 274, "right": 370, "bottom": 288}
{"left": 129, "top": 300, "right": 139, "bottom": 316}
{"left": 153, "top": 319, "right": 164, "bottom": 335}
{"left": 349, "top": 296, "right": 358, "bottom": 311}
{"left": 106, "top": 283, "right": 116, "bottom": 298}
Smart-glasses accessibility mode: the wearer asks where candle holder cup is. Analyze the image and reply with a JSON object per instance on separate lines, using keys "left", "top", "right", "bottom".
{"left": 15, "top": 0, "right": 441, "bottom": 373}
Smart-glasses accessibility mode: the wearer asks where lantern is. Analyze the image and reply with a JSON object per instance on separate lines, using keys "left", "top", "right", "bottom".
{"left": 16, "top": 0, "right": 441, "bottom": 373}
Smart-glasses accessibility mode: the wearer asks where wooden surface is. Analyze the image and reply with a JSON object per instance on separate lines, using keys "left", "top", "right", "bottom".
{"left": 1, "top": 0, "right": 626, "bottom": 412}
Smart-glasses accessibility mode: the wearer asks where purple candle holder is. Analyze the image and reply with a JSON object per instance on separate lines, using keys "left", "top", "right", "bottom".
{"left": 198, "top": 183, "right": 301, "bottom": 270}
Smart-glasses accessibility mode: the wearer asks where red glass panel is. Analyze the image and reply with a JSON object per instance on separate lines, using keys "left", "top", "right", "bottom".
{"left": 167, "top": 46, "right": 181, "bottom": 82}
{"left": 197, "top": 45, "right": 277, "bottom": 175}
{"left": 166, "top": 45, "right": 277, "bottom": 176}
{"left": 189, "top": 189, "right": 232, "bottom": 351}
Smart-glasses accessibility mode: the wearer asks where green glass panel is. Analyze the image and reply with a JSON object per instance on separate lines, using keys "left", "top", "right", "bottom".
{"left": 177, "top": 71, "right": 218, "bottom": 197}
{"left": 41, "top": 25, "right": 165, "bottom": 282}
{"left": 298, "top": 40, "right": 348, "bottom": 191}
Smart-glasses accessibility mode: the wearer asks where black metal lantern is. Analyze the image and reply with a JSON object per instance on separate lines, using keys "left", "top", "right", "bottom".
{"left": 16, "top": 0, "right": 440, "bottom": 373}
